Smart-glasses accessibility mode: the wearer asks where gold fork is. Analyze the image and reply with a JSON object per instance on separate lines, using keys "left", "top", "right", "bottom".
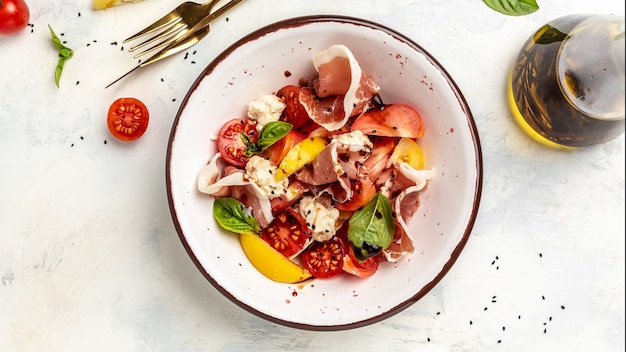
{"left": 105, "top": 0, "right": 245, "bottom": 88}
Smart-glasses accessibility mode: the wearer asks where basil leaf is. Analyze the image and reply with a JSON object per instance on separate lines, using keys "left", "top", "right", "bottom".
{"left": 483, "top": 0, "right": 539, "bottom": 16}
{"left": 241, "top": 133, "right": 261, "bottom": 157}
{"left": 257, "top": 121, "right": 292, "bottom": 151}
{"left": 48, "top": 25, "right": 74, "bottom": 88}
{"left": 348, "top": 192, "right": 395, "bottom": 260}
{"left": 213, "top": 197, "right": 260, "bottom": 235}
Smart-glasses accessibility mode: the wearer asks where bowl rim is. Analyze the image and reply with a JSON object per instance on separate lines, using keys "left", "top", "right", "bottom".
{"left": 166, "top": 14, "right": 483, "bottom": 331}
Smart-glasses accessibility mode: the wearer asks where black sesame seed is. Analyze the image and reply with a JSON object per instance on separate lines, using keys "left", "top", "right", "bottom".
{"left": 497, "top": 340, "right": 501, "bottom": 344}
{"left": 469, "top": 320, "right": 473, "bottom": 325}
{"left": 561, "top": 305, "right": 566, "bottom": 310}
{"left": 104, "top": 140, "right": 107, "bottom": 144}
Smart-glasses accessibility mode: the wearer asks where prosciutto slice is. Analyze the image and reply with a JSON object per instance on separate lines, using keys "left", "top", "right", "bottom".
{"left": 197, "top": 153, "right": 274, "bottom": 228}
{"left": 382, "top": 165, "right": 434, "bottom": 262}
{"left": 300, "top": 45, "right": 380, "bottom": 131}
{"left": 295, "top": 133, "right": 372, "bottom": 204}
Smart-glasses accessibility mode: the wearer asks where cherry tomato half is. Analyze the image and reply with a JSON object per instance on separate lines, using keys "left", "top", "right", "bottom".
{"left": 335, "top": 177, "right": 377, "bottom": 212}
{"left": 351, "top": 103, "right": 424, "bottom": 138}
{"left": 276, "top": 85, "right": 311, "bottom": 129}
{"left": 217, "top": 118, "right": 258, "bottom": 167}
{"left": 261, "top": 208, "right": 310, "bottom": 258}
{"left": 343, "top": 245, "right": 381, "bottom": 278}
{"left": 269, "top": 179, "right": 309, "bottom": 215}
{"left": 0, "top": 0, "right": 30, "bottom": 35}
{"left": 107, "top": 97, "right": 149, "bottom": 142}
{"left": 301, "top": 237, "right": 344, "bottom": 279}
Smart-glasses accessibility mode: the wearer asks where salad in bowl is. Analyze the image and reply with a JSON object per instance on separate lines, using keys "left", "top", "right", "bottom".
{"left": 167, "top": 16, "right": 482, "bottom": 330}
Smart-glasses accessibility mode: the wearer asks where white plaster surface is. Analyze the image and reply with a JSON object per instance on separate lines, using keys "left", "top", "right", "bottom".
{"left": 0, "top": 0, "right": 624, "bottom": 351}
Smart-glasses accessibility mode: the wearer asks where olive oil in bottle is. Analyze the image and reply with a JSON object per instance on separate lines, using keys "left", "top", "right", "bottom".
{"left": 508, "top": 14, "right": 625, "bottom": 149}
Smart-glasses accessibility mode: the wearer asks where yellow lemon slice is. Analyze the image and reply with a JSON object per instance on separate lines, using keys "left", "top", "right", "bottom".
{"left": 239, "top": 233, "right": 312, "bottom": 283}
{"left": 275, "top": 137, "right": 328, "bottom": 180}
{"left": 389, "top": 137, "right": 424, "bottom": 169}
{"left": 93, "top": 0, "right": 141, "bottom": 10}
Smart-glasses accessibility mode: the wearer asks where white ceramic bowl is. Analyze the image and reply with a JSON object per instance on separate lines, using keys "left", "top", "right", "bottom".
{"left": 167, "top": 15, "right": 482, "bottom": 330}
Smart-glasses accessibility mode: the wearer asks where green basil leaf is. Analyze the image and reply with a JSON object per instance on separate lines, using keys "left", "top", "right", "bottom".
{"left": 48, "top": 25, "right": 65, "bottom": 50}
{"left": 241, "top": 133, "right": 261, "bottom": 157}
{"left": 48, "top": 25, "right": 74, "bottom": 88}
{"left": 483, "top": 0, "right": 539, "bottom": 16}
{"left": 55, "top": 59, "right": 66, "bottom": 88}
{"left": 347, "top": 192, "right": 395, "bottom": 260}
{"left": 213, "top": 197, "right": 260, "bottom": 235}
{"left": 257, "top": 121, "right": 292, "bottom": 151}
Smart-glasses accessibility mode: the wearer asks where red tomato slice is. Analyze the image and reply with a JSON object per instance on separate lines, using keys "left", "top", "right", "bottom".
{"left": 350, "top": 104, "right": 424, "bottom": 138}
{"left": 217, "top": 118, "right": 258, "bottom": 167}
{"left": 335, "top": 177, "right": 377, "bottom": 211}
{"left": 270, "top": 179, "right": 309, "bottom": 214}
{"left": 263, "top": 128, "right": 306, "bottom": 166}
{"left": 276, "top": 85, "right": 311, "bottom": 128}
{"left": 301, "top": 237, "right": 344, "bottom": 279}
{"left": 107, "top": 97, "right": 150, "bottom": 142}
{"left": 260, "top": 208, "right": 310, "bottom": 258}
{"left": 343, "top": 246, "right": 381, "bottom": 278}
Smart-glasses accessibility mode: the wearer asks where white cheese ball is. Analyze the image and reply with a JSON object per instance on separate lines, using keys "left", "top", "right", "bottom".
{"left": 247, "top": 95, "right": 286, "bottom": 131}
{"left": 299, "top": 196, "right": 340, "bottom": 242}
{"left": 245, "top": 156, "right": 288, "bottom": 199}
{"left": 330, "top": 130, "right": 373, "bottom": 150}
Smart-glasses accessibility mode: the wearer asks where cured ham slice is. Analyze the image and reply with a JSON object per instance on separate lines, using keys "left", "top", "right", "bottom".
{"left": 382, "top": 165, "right": 434, "bottom": 262}
{"left": 301, "top": 45, "right": 380, "bottom": 131}
{"left": 295, "top": 131, "right": 372, "bottom": 203}
{"left": 197, "top": 153, "right": 274, "bottom": 228}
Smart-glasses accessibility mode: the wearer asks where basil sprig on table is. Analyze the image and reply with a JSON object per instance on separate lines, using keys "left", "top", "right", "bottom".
{"left": 483, "top": 0, "right": 539, "bottom": 16}
{"left": 213, "top": 198, "right": 260, "bottom": 235}
{"left": 348, "top": 192, "right": 395, "bottom": 261}
{"left": 243, "top": 121, "right": 292, "bottom": 156}
{"left": 48, "top": 25, "right": 74, "bottom": 88}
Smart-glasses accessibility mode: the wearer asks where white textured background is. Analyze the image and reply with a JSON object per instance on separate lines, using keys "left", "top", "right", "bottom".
{"left": 1, "top": 0, "right": 624, "bottom": 351}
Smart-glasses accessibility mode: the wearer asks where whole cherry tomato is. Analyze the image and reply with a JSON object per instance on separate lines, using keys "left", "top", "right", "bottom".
{"left": 0, "top": 0, "right": 30, "bottom": 35}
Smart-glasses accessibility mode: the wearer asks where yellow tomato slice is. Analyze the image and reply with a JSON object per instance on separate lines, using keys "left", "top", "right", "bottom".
{"left": 275, "top": 137, "right": 328, "bottom": 180}
{"left": 239, "top": 233, "right": 312, "bottom": 283}
{"left": 389, "top": 138, "right": 424, "bottom": 169}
